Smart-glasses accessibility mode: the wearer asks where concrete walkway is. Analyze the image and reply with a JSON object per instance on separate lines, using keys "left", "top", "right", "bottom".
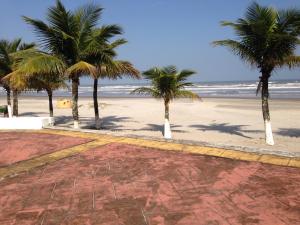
{"left": 0, "top": 130, "right": 299, "bottom": 224}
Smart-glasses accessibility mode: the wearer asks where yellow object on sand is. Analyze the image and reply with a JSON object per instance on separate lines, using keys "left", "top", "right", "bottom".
{"left": 56, "top": 99, "right": 72, "bottom": 109}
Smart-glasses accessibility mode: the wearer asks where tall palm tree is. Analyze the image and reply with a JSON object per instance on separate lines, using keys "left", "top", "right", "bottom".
{"left": 213, "top": 2, "right": 300, "bottom": 145}
{"left": 132, "top": 66, "right": 199, "bottom": 139}
{"left": 85, "top": 28, "right": 140, "bottom": 128}
{"left": 0, "top": 39, "right": 34, "bottom": 116}
{"left": 23, "top": 0, "right": 107, "bottom": 128}
{"left": 92, "top": 60, "right": 140, "bottom": 129}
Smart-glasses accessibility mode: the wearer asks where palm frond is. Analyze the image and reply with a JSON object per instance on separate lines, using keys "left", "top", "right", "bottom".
{"left": 66, "top": 61, "right": 97, "bottom": 78}
{"left": 174, "top": 90, "right": 201, "bottom": 100}
{"left": 75, "top": 3, "right": 103, "bottom": 49}
{"left": 75, "top": 2, "right": 103, "bottom": 32}
{"left": 281, "top": 55, "right": 300, "bottom": 68}
{"left": 162, "top": 65, "right": 177, "bottom": 75}
{"left": 131, "top": 87, "right": 161, "bottom": 98}
{"left": 16, "top": 54, "right": 66, "bottom": 77}
{"left": 135, "top": 66, "right": 198, "bottom": 102}
{"left": 28, "top": 74, "right": 68, "bottom": 92}
{"left": 95, "top": 60, "right": 140, "bottom": 79}
{"left": 0, "top": 38, "right": 38, "bottom": 79}
{"left": 19, "top": 43, "right": 35, "bottom": 50}
{"left": 109, "top": 38, "right": 127, "bottom": 48}
{"left": 177, "top": 69, "right": 196, "bottom": 82}
{"left": 3, "top": 71, "right": 28, "bottom": 90}
{"left": 9, "top": 48, "right": 40, "bottom": 60}
{"left": 0, "top": 40, "right": 11, "bottom": 65}
{"left": 23, "top": 16, "right": 59, "bottom": 52}
{"left": 277, "top": 8, "right": 300, "bottom": 33}
{"left": 93, "top": 25, "right": 123, "bottom": 43}
{"left": 177, "top": 82, "right": 195, "bottom": 88}
{"left": 213, "top": 40, "right": 257, "bottom": 66}
{"left": 143, "top": 67, "right": 163, "bottom": 80}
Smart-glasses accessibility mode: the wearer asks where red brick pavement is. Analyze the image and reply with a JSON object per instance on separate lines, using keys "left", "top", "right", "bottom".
{"left": 0, "top": 142, "right": 300, "bottom": 224}
{"left": 0, "top": 132, "right": 92, "bottom": 167}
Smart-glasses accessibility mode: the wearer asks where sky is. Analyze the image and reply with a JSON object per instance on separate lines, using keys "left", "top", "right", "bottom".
{"left": 0, "top": 0, "right": 299, "bottom": 84}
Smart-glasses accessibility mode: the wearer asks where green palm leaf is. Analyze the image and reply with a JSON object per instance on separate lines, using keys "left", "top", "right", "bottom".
{"left": 66, "top": 61, "right": 97, "bottom": 78}
{"left": 132, "top": 65, "right": 198, "bottom": 102}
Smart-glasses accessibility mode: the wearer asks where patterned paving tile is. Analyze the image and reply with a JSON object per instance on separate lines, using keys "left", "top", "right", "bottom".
{"left": 0, "top": 142, "right": 299, "bottom": 225}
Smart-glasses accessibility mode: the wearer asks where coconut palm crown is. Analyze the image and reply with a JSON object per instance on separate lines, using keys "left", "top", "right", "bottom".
{"left": 22, "top": 0, "right": 124, "bottom": 128}
{"left": 132, "top": 66, "right": 199, "bottom": 139}
{"left": 213, "top": 2, "right": 300, "bottom": 145}
{"left": 0, "top": 39, "right": 35, "bottom": 115}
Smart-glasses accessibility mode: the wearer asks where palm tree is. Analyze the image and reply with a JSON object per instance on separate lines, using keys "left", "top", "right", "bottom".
{"left": 6, "top": 71, "right": 66, "bottom": 118}
{"left": 92, "top": 60, "right": 140, "bottom": 129}
{"left": 23, "top": 0, "right": 106, "bottom": 128}
{"left": 131, "top": 66, "right": 199, "bottom": 139}
{"left": 213, "top": 2, "right": 300, "bottom": 145}
{"left": 30, "top": 75, "right": 67, "bottom": 117}
{"left": 4, "top": 49, "right": 66, "bottom": 117}
{"left": 24, "top": 1, "right": 139, "bottom": 128}
{"left": 0, "top": 39, "right": 34, "bottom": 116}
{"left": 85, "top": 28, "right": 140, "bottom": 128}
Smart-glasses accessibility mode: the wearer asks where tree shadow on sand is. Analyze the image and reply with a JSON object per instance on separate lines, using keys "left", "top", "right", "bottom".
{"left": 276, "top": 128, "right": 300, "bottom": 138}
{"left": 55, "top": 115, "right": 133, "bottom": 130}
{"left": 55, "top": 116, "right": 91, "bottom": 127}
{"left": 99, "top": 116, "right": 133, "bottom": 130}
{"left": 19, "top": 112, "right": 48, "bottom": 117}
{"left": 190, "top": 123, "right": 261, "bottom": 139}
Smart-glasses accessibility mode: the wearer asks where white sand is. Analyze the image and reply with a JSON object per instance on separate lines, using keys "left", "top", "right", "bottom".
{"left": 1, "top": 96, "right": 300, "bottom": 153}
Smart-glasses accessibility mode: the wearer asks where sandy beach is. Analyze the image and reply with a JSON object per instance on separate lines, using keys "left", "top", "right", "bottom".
{"left": 1, "top": 96, "right": 299, "bottom": 154}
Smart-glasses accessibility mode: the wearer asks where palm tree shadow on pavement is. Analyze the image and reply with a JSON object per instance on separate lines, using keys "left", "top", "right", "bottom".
{"left": 190, "top": 123, "right": 262, "bottom": 139}
{"left": 142, "top": 124, "right": 187, "bottom": 135}
{"left": 276, "top": 128, "right": 300, "bottom": 138}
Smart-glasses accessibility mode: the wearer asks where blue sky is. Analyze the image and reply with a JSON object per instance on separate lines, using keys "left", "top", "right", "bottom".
{"left": 0, "top": 0, "right": 299, "bottom": 84}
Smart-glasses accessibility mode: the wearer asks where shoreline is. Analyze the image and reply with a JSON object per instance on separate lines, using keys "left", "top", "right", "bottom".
{"left": 3, "top": 95, "right": 300, "bottom": 101}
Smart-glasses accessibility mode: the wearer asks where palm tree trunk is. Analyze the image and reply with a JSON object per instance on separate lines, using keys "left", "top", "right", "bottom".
{"left": 46, "top": 89, "right": 54, "bottom": 117}
{"left": 164, "top": 99, "right": 172, "bottom": 139}
{"left": 261, "top": 75, "right": 274, "bottom": 145}
{"left": 72, "top": 77, "right": 80, "bottom": 128}
{"left": 12, "top": 89, "right": 18, "bottom": 116}
{"left": 4, "top": 85, "right": 11, "bottom": 105}
{"left": 93, "top": 78, "right": 101, "bottom": 129}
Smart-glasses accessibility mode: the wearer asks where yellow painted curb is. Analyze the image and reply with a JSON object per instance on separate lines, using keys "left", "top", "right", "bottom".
{"left": 288, "top": 159, "right": 300, "bottom": 167}
{"left": 237, "top": 152, "right": 261, "bottom": 161}
{"left": 41, "top": 129, "right": 300, "bottom": 168}
{"left": 1, "top": 129, "right": 299, "bottom": 180}
{"left": 220, "top": 150, "right": 243, "bottom": 160}
{"left": 258, "top": 155, "right": 291, "bottom": 166}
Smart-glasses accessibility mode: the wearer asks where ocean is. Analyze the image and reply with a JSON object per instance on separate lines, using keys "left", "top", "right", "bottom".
{"left": 1, "top": 79, "right": 300, "bottom": 99}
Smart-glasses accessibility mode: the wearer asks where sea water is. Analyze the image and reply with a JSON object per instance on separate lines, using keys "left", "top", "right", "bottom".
{"left": 1, "top": 80, "right": 300, "bottom": 99}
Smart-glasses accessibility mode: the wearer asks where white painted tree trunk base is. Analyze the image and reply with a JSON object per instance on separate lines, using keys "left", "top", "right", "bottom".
{"left": 74, "top": 120, "right": 80, "bottom": 129}
{"left": 264, "top": 120, "right": 274, "bottom": 145}
{"left": 95, "top": 118, "right": 101, "bottom": 129}
{"left": 164, "top": 119, "right": 172, "bottom": 139}
{"left": 7, "top": 105, "right": 12, "bottom": 118}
